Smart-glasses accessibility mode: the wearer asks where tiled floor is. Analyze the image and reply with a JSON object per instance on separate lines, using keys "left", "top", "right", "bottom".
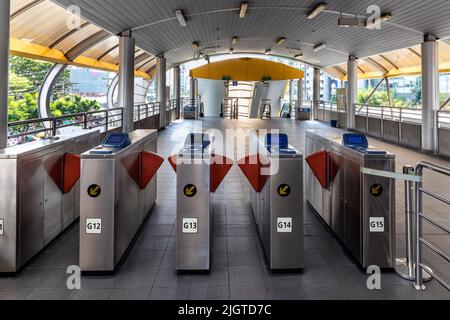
{"left": 0, "top": 118, "right": 449, "bottom": 300}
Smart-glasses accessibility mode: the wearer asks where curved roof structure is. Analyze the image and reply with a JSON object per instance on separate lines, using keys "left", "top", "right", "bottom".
{"left": 8, "top": 0, "right": 450, "bottom": 81}
{"left": 10, "top": 0, "right": 156, "bottom": 78}
{"left": 324, "top": 39, "right": 450, "bottom": 80}
{"left": 189, "top": 58, "right": 304, "bottom": 81}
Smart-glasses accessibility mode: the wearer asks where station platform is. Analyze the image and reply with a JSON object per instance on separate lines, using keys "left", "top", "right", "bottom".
{"left": 0, "top": 118, "right": 449, "bottom": 300}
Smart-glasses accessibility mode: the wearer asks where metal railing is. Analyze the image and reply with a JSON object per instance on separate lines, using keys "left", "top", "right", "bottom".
{"left": 7, "top": 100, "right": 183, "bottom": 146}
{"left": 414, "top": 161, "right": 450, "bottom": 291}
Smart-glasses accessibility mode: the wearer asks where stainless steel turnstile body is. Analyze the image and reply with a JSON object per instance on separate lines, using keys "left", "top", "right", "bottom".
{"left": 79, "top": 129, "right": 158, "bottom": 272}
{"left": 0, "top": 130, "right": 100, "bottom": 273}
{"left": 247, "top": 132, "right": 304, "bottom": 271}
{"left": 305, "top": 130, "right": 396, "bottom": 268}
{"left": 176, "top": 135, "right": 212, "bottom": 272}
{"left": 183, "top": 105, "right": 197, "bottom": 119}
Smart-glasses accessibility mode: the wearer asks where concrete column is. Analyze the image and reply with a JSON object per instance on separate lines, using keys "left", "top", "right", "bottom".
{"left": 190, "top": 77, "right": 197, "bottom": 102}
{"left": 312, "top": 67, "right": 320, "bottom": 120}
{"left": 118, "top": 31, "right": 135, "bottom": 133}
{"left": 156, "top": 55, "right": 166, "bottom": 129}
{"left": 173, "top": 65, "right": 181, "bottom": 111}
{"left": 0, "top": 0, "right": 10, "bottom": 148}
{"left": 289, "top": 80, "right": 293, "bottom": 105}
{"left": 296, "top": 78, "right": 304, "bottom": 120}
{"left": 421, "top": 34, "right": 439, "bottom": 151}
{"left": 347, "top": 55, "right": 358, "bottom": 130}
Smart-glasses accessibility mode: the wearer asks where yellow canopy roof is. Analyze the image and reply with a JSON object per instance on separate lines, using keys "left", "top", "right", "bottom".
{"left": 324, "top": 40, "right": 450, "bottom": 80}
{"left": 9, "top": 0, "right": 154, "bottom": 78}
{"left": 189, "top": 58, "right": 304, "bottom": 81}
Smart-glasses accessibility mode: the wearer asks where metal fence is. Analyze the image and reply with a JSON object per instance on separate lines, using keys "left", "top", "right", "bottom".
{"left": 413, "top": 161, "right": 450, "bottom": 291}
{"left": 315, "top": 102, "right": 450, "bottom": 156}
{"left": 7, "top": 100, "right": 181, "bottom": 146}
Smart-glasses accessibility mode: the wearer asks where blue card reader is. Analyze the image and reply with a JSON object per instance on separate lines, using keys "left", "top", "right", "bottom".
{"left": 90, "top": 133, "right": 131, "bottom": 154}
{"left": 342, "top": 133, "right": 368, "bottom": 148}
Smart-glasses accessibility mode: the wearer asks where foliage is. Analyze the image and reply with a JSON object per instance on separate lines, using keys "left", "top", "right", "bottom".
{"left": 9, "top": 72, "right": 32, "bottom": 95}
{"left": 9, "top": 56, "right": 71, "bottom": 94}
{"left": 8, "top": 93, "right": 39, "bottom": 122}
{"left": 50, "top": 95, "right": 101, "bottom": 117}
{"left": 357, "top": 88, "right": 411, "bottom": 108}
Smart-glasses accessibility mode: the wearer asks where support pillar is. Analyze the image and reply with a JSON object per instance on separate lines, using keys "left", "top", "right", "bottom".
{"left": 289, "top": 80, "right": 293, "bottom": 106}
{"left": 190, "top": 77, "right": 197, "bottom": 102}
{"left": 312, "top": 67, "right": 320, "bottom": 120}
{"left": 421, "top": 34, "right": 439, "bottom": 152}
{"left": 347, "top": 55, "right": 358, "bottom": 130}
{"left": 156, "top": 55, "right": 166, "bottom": 129}
{"left": 0, "top": 0, "right": 10, "bottom": 148}
{"left": 173, "top": 65, "right": 181, "bottom": 118}
{"left": 118, "top": 31, "right": 135, "bottom": 133}
{"left": 296, "top": 78, "right": 304, "bottom": 120}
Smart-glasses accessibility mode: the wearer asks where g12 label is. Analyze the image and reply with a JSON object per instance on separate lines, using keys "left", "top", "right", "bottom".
{"left": 0, "top": 219, "right": 4, "bottom": 236}
{"left": 86, "top": 218, "right": 102, "bottom": 234}
{"left": 182, "top": 218, "right": 198, "bottom": 233}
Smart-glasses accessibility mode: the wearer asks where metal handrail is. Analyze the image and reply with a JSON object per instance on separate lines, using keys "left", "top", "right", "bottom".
{"left": 7, "top": 103, "right": 171, "bottom": 145}
{"left": 414, "top": 160, "right": 450, "bottom": 291}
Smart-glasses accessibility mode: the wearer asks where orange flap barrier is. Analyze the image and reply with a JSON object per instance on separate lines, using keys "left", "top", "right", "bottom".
{"left": 63, "top": 153, "right": 80, "bottom": 194}
{"left": 237, "top": 154, "right": 270, "bottom": 192}
{"left": 121, "top": 152, "right": 141, "bottom": 186}
{"left": 305, "top": 150, "right": 329, "bottom": 189}
{"left": 140, "top": 151, "right": 164, "bottom": 189}
{"left": 168, "top": 155, "right": 178, "bottom": 172}
{"left": 210, "top": 154, "right": 233, "bottom": 192}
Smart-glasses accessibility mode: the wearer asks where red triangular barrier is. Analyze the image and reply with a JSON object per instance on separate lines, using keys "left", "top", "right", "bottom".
{"left": 63, "top": 153, "right": 80, "bottom": 194}
{"left": 305, "top": 150, "right": 329, "bottom": 189}
{"left": 140, "top": 151, "right": 164, "bottom": 189}
{"left": 210, "top": 154, "right": 233, "bottom": 192}
{"left": 121, "top": 152, "right": 140, "bottom": 186}
{"left": 168, "top": 155, "right": 178, "bottom": 172}
{"left": 237, "top": 154, "right": 270, "bottom": 192}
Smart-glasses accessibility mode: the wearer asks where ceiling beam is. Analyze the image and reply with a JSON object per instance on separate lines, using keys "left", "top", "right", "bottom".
{"left": 408, "top": 48, "right": 421, "bottom": 58}
{"left": 97, "top": 44, "right": 119, "bottom": 61}
{"left": 10, "top": 0, "right": 45, "bottom": 20}
{"left": 357, "top": 66, "right": 365, "bottom": 74}
{"left": 65, "top": 30, "right": 110, "bottom": 61}
{"left": 365, "top": 57, "right": 389, "bottom": 74}
{"left": 379, "top": 54, "right": 399, "bottom": 70}
{"left": 49, "top": 22, "right": 90, "bottom": 48}
{"left": 334, "top": 65, "right": 347, "bottom": 77}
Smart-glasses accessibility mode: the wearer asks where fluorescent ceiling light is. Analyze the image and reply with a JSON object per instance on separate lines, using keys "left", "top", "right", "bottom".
{"left": 239, "top": 2, "right": 248, "bottom": 18}
{"left": 175, "top": 9, "right": 187, "bottom": 27}
{"left": 307, "top": 3, "right": 327, "bottom": 19}
{"left": 313, "top": 43, "right": 326, "bottom": 52}
{"left": 232, "top": 36, "right": 239, "bottom": 45}
{"left": 265, "top": 49, "right": 271, "bottom": 55}
{"left": 229, "top": 48, "right": 234, "bottom": 54}
{"left": 381, "top": 13, "right": 392, "bottom": 22}
{"left": 338, "top": 16, "right": 359, "bottom": 28}
{"left": 294, "top": 53, "right": 303, "bottom": 58}
{"left": 276, "top": 37, "right": 286, "bottom": 45}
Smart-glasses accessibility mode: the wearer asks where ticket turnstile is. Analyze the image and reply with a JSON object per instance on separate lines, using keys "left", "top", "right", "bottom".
{"left": 0, "top": 129, "right": 100, "bottom": 273}
{"left": 305, "top": 130, "right": 396, "bottom": 268}
{"left": 183, "top": 104, "right": 197, "bottom": 119}
{"left": 168, "top": 133, "right": 232, "bottom": 272}
{"left": 79, "top": 130, "right": 163, "bottom": 273}
{"left": 238, "top": 132, "right": 304, "bottom": 271}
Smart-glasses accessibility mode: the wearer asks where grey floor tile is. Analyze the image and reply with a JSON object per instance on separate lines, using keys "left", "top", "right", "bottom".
{"left": 113, "top": 267, "right": 158, "bottom": 289}
{"left": 108, "top": 288, "right": 151, "bottom": 300}
{"left": 69, "top": 288, "right": 112, "bottom": 300}
{"left": 26, "top": 288, "right": 72, "bottom": 300}
{"left": 0, "top": 289, "right": 33, "bottom": 300}
{"left": 229, "top": 287, "right": 271, "bottom": 300}
{"left": 149, "top": 287, "right": 190, "bottom": 300}
{"left": 188, "top": 286, "right": 229, "bottom": 300}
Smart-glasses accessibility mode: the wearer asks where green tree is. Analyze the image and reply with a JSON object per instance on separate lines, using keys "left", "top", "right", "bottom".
{"left": 9, "top": 56, "right": 72, "bottom": 96}
{"left": 8, "top": 93, "right": 39, "bottom": 122}
{"left": 50, "top": 95, "right": 101, "bottom": 117}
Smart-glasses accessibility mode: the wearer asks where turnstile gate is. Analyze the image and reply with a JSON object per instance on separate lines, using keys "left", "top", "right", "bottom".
{"left": 305, "top": 130, "right": 396, "bottom": 268}
{"left": 239, "top": 132, "right": 304, "bottom": 271}
{"left": 0, "top": 129, "right": 100, "bottom": 273}
{"left": 79, "top": 130, "right": 164, "bottom": 272}
{"left": 168, "top": 133, "right": 232, "bottom": 272}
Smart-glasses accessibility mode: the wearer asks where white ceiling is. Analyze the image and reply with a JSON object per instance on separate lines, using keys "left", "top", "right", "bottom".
{"left": 51, "top": 0, "right": 450, "bottom": 68}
